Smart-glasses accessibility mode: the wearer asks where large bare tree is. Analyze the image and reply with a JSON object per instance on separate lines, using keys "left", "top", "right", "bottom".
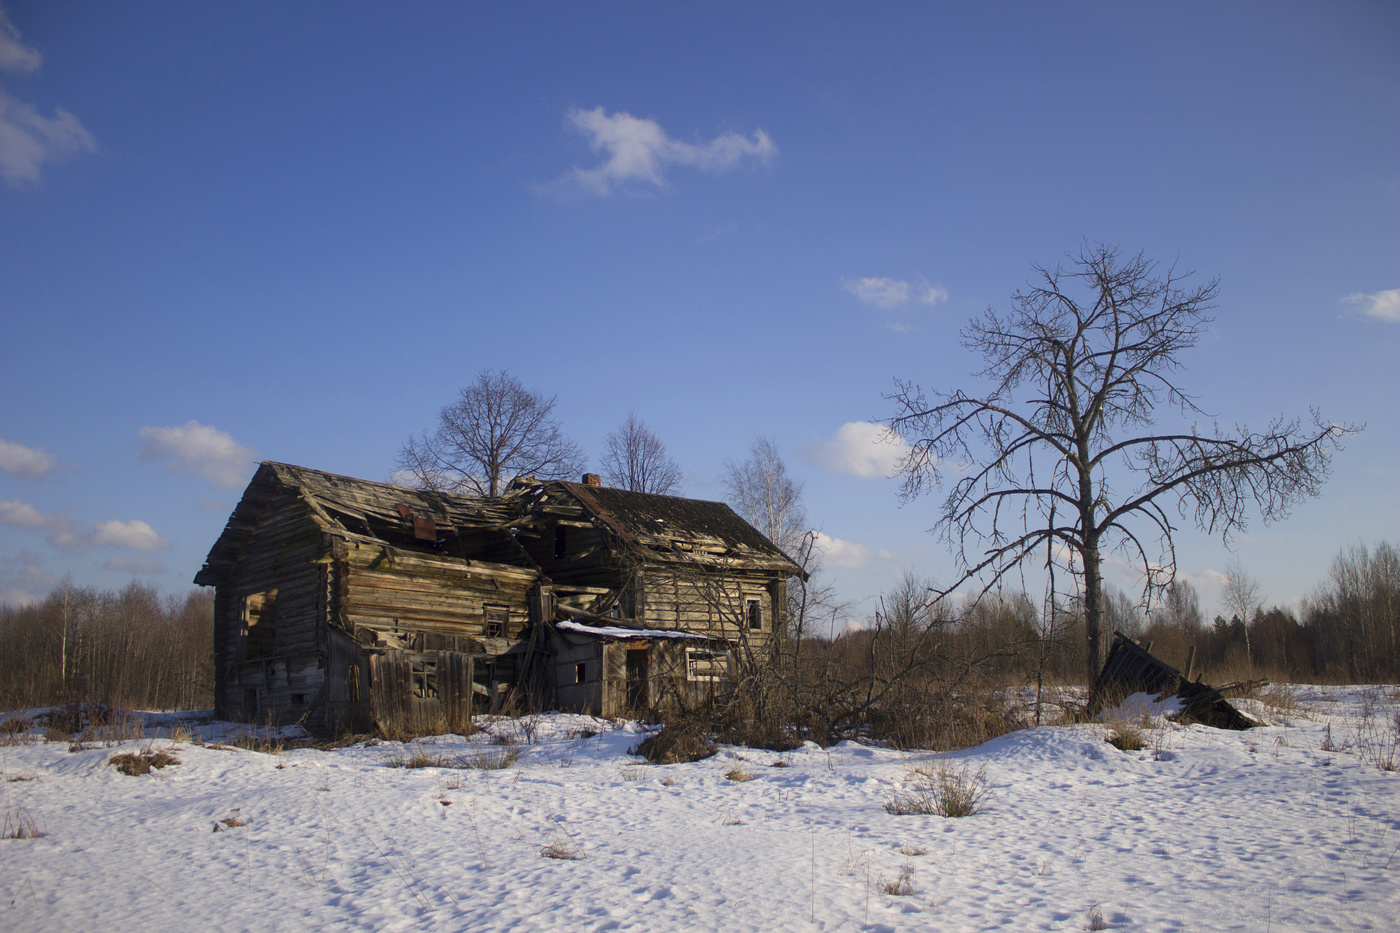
{"left": 887, "top": 244, "right": 1353, "bottom": 683}
{"left": 600, "top": 412, "right": 682, "bottom": 494}
{"left": 397, "top": 369, "right": 586, "bottom": 497}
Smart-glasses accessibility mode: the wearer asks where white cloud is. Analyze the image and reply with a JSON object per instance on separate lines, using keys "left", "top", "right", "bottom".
{"left": 842, "top": 277, "right": 947, "bottom": 310}
{"left": 0, "top": 12, "right": 95, "bottom": 186}
{"left": 803, "top": 421, "right": 909, "bottom": 478}
{"left": 561, "top": 107, "right": 776, "bottom": 195}
{"left": 93, "top": 519, "right": 168, "bottom": 551}
{"left": 0, "top": 438, "right": 55, "bottom": 478}
{"left": 138, "top": 421, "right": 256, "bottom": 488}
{"left": 0, "top": 87, "right": 94, "bottom": 185}
{"left": 0, "top": 497, "right": 50, "bottom": 530}
{"left": 1344, "top": 289, "right": 1400, "bottom": 323}
{"left": 0, "top": 8, "right": 41, "bottom": 74}
{"left": 812, "top": 531, "right": 873, "bottom": 569}
{"left": 103, "top": 555, "right": 165, "bottom": 574}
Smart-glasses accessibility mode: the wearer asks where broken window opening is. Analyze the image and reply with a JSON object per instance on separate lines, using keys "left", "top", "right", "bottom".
{"left": 746, "top": 598, "right": 762, "bottom": 631}
{"left": 485, "top": 606, "right": 508, "bottom": 638}
{"left": 411, "top": 656, "right": 438, "bottom": 700}
{"left": 686, "top": 648, "right": 729, "bottom": 682}
{"left": 245, "top": 589, "right": 277, "bottom": 659}
{"left": 575, "top": 661, "right": 587, "bottom": 684}
{"left": 554, "top": 525, "right": 567, "bottom": 560}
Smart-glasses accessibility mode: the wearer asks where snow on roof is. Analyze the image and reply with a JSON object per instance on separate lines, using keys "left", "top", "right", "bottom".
{"left": 555, "top": 619, "right": 717, "bottom": 642}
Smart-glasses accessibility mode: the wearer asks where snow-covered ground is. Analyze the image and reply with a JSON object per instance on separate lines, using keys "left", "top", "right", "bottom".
{"left": 1, "top": 687, "right": 1397, "bottom": 932}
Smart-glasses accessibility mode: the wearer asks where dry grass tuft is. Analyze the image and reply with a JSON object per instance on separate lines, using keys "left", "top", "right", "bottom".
{"left": 231, "top": 731, "right": 286, "bottom": 755}
{"left": 620, "top": 763, "right": 647, "bottom": 782}
{"left": 3, "top": 807, "right": 45, "bottom": 839}
{"left": 725, "top": 765, "right": 756, "bottom": 783}
{"left": 882, "top": 863, "right": 916, "bottom": 896}
{"left": 1085, "top": 903, "right": 1107, "bottom": 930}
{"left": 0, "top": 717, "right": 33, "bottom": 745}
{"left": 456, "top": 746, "right": 521, "bottom": 771}
{"left": 220, "top": 815, "right": 248, "bottom": 828}
{"left": 884, "top": 760, "right": 990, "bottom": 818}
{"left": 769, "top": 760, "right": 789, "bottom": 768}
{"left": 1105, "top": 722, "right": 1146, "bottom": 752}
{"left": 110, "top": 749, "right": 180, "bottom": 776}
{"left": 899, "top": 843, "right": 928, "bottom": 856}
{"left": 540, "top": 827, "right": 585, "bottom": 860}
{"left": 384, "top": 748, "right": 450, "bottom": 769}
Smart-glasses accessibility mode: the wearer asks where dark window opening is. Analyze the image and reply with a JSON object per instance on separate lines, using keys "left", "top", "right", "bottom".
{"left": 291, "top": 693, "right": 306, "bottom": 706}
{"left": 485, "top": 606, "right": 508, "bottom": 637}
{"left": 554, "top": 525, "right": 567, "bottom": 560}
{"left": 245, "top": 589, "right": 277, "bottom": 659}
{"left": 747, "top": 598, "right": 762, "bottom": 631}
{"left": 411, "top": 656, "right": 438, "bottom": 699}
{"left": 576, "top": 661, "right": 587, "bottom": 684}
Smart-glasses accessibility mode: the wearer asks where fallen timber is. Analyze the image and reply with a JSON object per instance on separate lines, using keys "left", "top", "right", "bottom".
{"left": 1087, "top": 631, "right": 1259, "bottom": 730}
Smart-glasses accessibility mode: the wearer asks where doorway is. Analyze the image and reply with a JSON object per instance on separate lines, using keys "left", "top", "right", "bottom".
{"left": 625, "top": 648, "right": 649, "bottom": 712}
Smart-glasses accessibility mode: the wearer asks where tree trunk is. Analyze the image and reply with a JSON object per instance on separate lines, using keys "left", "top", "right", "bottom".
{"left": 1083, "top": 542, "right": 1104, "bottom": 685}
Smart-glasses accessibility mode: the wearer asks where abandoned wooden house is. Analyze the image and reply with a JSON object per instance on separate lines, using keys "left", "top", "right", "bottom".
{"left": 194, "top": 462, "right": 804, "bottom": 733}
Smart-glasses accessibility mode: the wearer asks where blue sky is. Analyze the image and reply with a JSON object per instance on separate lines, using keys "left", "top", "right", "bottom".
{"left": 2, "top": 1, "right": 1396, "bottom": 625}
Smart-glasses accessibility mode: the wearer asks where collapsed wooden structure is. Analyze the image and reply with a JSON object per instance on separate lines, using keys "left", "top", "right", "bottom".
{"left": 1088, "top": 631, "right": 1259, "bottom": 730}
{"left": 195, "top": 462, "right": 803, "bottom": 734}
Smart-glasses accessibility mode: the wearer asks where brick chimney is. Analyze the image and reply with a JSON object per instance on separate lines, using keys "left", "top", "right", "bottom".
{"left": 582, "top": 473, "right": 603, "bottom": 487}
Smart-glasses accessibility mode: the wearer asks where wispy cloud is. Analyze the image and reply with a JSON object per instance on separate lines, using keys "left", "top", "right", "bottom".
{"left": 93, "top": 519, "right": 168, "bottom": 551}
{"left": 557, "top": 107, "right": 776, "bottom": 195}
{"left": 138, "top": 421, "right": 256, "bottom": 488}
{"left": 842, "top": 277, "right": 947, "bottom": 310}
{"left": 0, "top": 7, "right": 41, "bottom": 73}
{"left": 802, "top": 422, "right": 909, "bottom": 478}
{"left": 0, "top": 438, "right": 56, "bottom": 479}
{"left": 0, "top": 551, "right": 52, "bottom": 607}
{"left": 103, "top": 555, "right": 165, "bottom": 575}
{"left": 1344, "top": 288, "right": 1400, "bottom": 323}
{"left": 0, "top": 7, "right": 95, "bottom": 186}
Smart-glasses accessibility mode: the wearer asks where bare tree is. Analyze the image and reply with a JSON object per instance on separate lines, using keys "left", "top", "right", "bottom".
{"left": 600, "top": 412, "right": 683, "bottom": 494}
{"left": 1221, "top": 556, "right": 1261, "bottom": 666}
{"left": 887, "top": 243, "right": 1354, "bottom": 683}
{"left": 397, "top": 369, "right": 586, "bottom": 497}
{"left": 722, "top": 436, "right": 808, "bottom": 556}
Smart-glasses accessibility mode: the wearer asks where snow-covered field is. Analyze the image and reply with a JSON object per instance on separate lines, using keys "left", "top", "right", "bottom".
{"left": 2, "top": 687, "right": 1397, "bottom": 932}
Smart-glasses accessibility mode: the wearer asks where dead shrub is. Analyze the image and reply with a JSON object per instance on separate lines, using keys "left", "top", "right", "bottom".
{"left": 866, "top": 685, "right": 1026, "bottom": 752}
{"left": 725, "top": 765, "right": 755, "bottom": 783}
{"left": 110, "top": 749, "right": 180, "bottom": 776}
{"left": 632, "top": 724, "right": 716, "bottom": 764}
{"left": 884, "top": 761, "right": 990, "bottom": 818}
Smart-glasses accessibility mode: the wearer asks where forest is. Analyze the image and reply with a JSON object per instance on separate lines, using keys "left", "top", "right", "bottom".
{"left": 1, "top": 540, "right": 1394, "bottom": 719}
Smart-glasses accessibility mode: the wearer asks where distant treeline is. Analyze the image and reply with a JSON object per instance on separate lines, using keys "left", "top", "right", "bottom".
{"left": 0, "top": 582, "right": 213, "bottom": 712}
{"left": 0, "top": 541, "right": 1393, "bottom": 717}
{"left": 804, "top": 540, "right": 1400, "bottom": 691}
